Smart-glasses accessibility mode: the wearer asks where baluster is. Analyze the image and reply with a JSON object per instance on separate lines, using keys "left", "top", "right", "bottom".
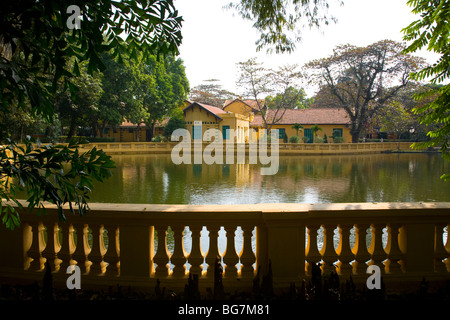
{"left": 240, "top": 225, "right": 256, "bottom": 280}
{"left": 336, "top": 224, "right": 354, "bottom": 276}
{"left": 22, "top": 223, "right": 33, "bottom": 270}
{"left": 153, "top": 225, "right": 169, "bottom": 279}
{"left": 385, "top": 223, "right": 404, "bottom": 274}
{"left": 87, "top": 224, "right": 106, "bottom": 276}
{"left": 103, "top": 225, "right": 120, "bottom": 277}
{"left": 71, "top": 224, "right": 90, "bottom": 274}
{"left": 305, "top": 225, "right": 321, "bottom": 276}
{"left": 368, "top": 224, "right": 386, "bottom": 272}
{"left": 27, "top": 222, "right": 45, "bottom": 271}
{"left": 171, "top": 225, "right": 188, "bottom": 278}
{"left": 445, "top": 224, "right": 450, "bottom": 272}
{"left": 188, "top": 225, "right": 204, "bottom": 277}
{"left": 320, "top": 224, "right": 338, "bottom": 275}
{"left": 41, "top": 223, "right": 62, "bottom": 272}
{"left": 351, "top": 224, "right": 371, "bottom": 275}
{"left": 205, "top": 225, "right": 221, "bottom": 279}
{"left": 434, "top": 223, "right": 448, "bottom": 273}
{"left": 57, "top": 224, "right": 76, "bottom": 272}
{"left": 223, "top": 225, "right": 239, "bottom": 279}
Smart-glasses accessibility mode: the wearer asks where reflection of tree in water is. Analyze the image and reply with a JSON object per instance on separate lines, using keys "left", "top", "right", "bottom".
{"left": 90, "top": 153, "right": 450, "bottom": 204}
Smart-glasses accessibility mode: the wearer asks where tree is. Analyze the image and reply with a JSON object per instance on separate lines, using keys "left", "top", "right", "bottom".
{"left": 55, "top": 59, "right": 103, "bottom": 140}
{"left": 138, "top": 54, "right": 189, "bottom": 141}
{"left": 402, "top": 0, "right": 450, "bottom": 181}
{"left": 225, "top": 0, "right": 341, "bottom": 53}
{"left": 383, "top": 83, "right": 440, "bottom": 142}
{"left": 292, "top": 123, "right": 303, "bottom": 136}
{"left": 95, "top": 51, "right": 144, "bottom": 138}
{"left": 237, "top": 58, "right": 306, "bottom": 132}
{"left": 0, "top": 1, "right": 183, "bottom": 229}
{"left": 164, "top": 108, "right": 186, "bottom": 138}
{"left": 306, "top": 40, "right": 425, "bottom": 143}
{"left": 377, "top": 103, "right": 415, "bottom": 149}
{"left": 189, "top": 79, "right": 238, "bottom": 107}
{"left": 310, "top": 124, "right": 322, "bottom": 143}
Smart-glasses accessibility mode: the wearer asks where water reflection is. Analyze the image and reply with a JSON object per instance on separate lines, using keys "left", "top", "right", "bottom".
{"left": 88, "top": 153, "right": 449, "bottom": 271}
{"left": 90, "top": 153, "right": 450, "bottom": 204}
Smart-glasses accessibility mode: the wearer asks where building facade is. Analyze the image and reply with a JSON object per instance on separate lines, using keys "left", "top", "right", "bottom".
{"left": 102, "top": 99, "right": 352, "bottom": 143}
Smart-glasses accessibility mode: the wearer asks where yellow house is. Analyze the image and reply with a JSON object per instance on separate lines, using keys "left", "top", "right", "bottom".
{"left": 101, "top": 120, "right": 149, "bottom": 142}
{"left": 223, "top": 99, "right": 261, "bottom": 117}
{"left": 101, "top": 99, "right": 351, "bottom": 143}
{"left": 250, "top": 108, "right": 352, "bottom": 143}
{"left": 223, "top": 99, "right": 351, "bottom": 143}
{"left": 183, "top": 102, "right": 252, "bottom": 142}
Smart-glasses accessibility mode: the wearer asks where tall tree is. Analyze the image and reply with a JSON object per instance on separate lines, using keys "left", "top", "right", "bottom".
{"left": 376, "top": 102, "right": 415, "bottom": 149}
{"left": 55, "top": 59, "right": 103, "bottom": 140}
{"left": 189, "top": 79, "right": 238, "bottom": 107}
{"left": 138, "top": 55, "right": 189, "bottom": 141}
{"left": 306, "top": 40, "right": 425, "bottom": 143}
{"left": 95, "top": 51, "right": 143, "bottom": 138}
{"left": 237, "top": 58, "right": 306, "bottom": 132}
{"left": 402, "top": 0, "right": 450, "bottom": 181}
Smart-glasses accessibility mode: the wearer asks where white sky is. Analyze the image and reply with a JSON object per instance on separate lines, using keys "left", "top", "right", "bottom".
{"left": 175, "top": 0, "right": 440, "bottom": 98}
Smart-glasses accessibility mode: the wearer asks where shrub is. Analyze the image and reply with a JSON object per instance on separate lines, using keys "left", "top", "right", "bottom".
{"left": 301, "top": 136, "right": 310, "bottom": 143}
{"left": 333, "top": 136, "right": 344, "bottom": 143}
{"left": 315, "top": 136, "right": 324, "bottom": 143}
{"left": 289, "top": 135, "right": 299, "bottom": 143}
{"left": 151, "top": 134, "right": 166, "bottom": 142}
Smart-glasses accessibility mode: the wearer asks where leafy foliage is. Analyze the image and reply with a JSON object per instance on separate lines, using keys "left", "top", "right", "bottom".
{"left": 310, "top": 124, "right": 322, "bottom": 142}
{"left": 306, "top": 40, "right": 425, "bottom": 143}
{"left": 189, "top": 79, "right": 238, "bottom": 108}
{"left": 164, "top": 108, "right": 186, "bottom": 138}
{"left": 225, "top": 0, "right": 342, "bottom": 53}
{"left": 402, "top": 0, "right": 450, "bottom": 181}
{"left": 0, "top": 1, "right": 183, "bottom": 228}
{"left": 236, "top": 58, "right": 306, "bottom": 131}
{"left": 0, "top": 138, "right": 114, "bottom": 229}
{"left": 0, "top": 1, "right": 183, "bottom": 123}
{"left": 291, "top": 123, "right": 303, "bottom": 136}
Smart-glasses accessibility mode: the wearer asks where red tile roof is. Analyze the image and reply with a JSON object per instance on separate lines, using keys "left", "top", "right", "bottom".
{"left": 250, "top": 108, "right": 350, "bottom": 126}
{"left": 184, "top": 102, "right": 226, "bottom": 119}
{"left": 118, "top": 120, "right": 146, "bottom": 127}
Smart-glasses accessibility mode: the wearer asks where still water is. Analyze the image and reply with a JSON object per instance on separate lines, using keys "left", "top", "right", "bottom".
{"left": 88, "top": 152, "right": 448, "bottom": 267}
{"left": 90, "top": 153, "right": 450, "bottom": 204}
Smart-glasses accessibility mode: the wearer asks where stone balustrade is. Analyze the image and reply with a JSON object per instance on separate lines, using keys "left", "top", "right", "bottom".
{"left": 0, "top": 201, "right": 449, "bottom": 296}
{"left": 76, "top": 141, "right": 414, "bottom": 155}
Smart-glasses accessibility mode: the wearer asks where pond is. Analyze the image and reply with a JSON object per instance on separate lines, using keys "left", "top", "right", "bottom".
{"left": 90, "top": 152, "right": 450, "bottom": 204}
{"left": 87, "top": 152, "right": 448, "bottom": 269}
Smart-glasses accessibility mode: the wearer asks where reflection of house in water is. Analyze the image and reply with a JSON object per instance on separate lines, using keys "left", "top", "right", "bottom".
{"left": 186, "top": 162, "right": 251, "bottom": 188}
{"left": 246, "top": 155, "right": 355, "bottom": 200}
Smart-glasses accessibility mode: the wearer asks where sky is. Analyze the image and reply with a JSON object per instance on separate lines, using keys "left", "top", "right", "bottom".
{"left": 174, "top": 0, "right": 440, "bottom": 98}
